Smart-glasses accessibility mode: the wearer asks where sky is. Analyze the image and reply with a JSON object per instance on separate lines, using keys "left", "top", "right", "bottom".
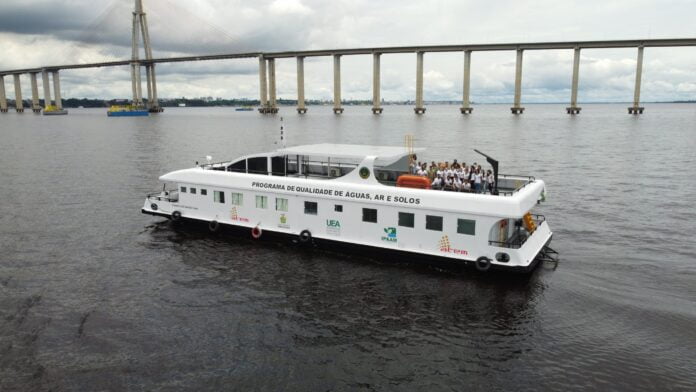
{"left": 1, "top": 0, "right": 695, "bottom": 103}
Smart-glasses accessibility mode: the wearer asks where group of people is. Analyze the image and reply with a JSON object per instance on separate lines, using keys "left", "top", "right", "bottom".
{"left": 410, "top": 159, "right": 495, "bottom": 193}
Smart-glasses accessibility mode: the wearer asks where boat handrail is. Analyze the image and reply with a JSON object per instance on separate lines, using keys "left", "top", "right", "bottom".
{"left": 147, "top": 191, "right": 179, "bottom": 202}
{"left": 488, "top": 214, "right": 545, "bottom": 249}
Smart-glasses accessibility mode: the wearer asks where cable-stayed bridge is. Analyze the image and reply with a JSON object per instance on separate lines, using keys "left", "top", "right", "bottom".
{"left": 1, "top": 0, "right": 695, "bottom": 115}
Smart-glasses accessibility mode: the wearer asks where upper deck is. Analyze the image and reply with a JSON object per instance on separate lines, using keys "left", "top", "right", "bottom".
{"left": 197, "top": 143, "right": 537, "bottom": 197}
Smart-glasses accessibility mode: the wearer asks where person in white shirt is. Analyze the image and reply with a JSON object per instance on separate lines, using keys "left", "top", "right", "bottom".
{"left": 461, "top": 179, "right": 471, "bottom": 192}
{"left": 452, "top": 176, "right": 462, "bottom": 191}
{"left": 486, "top": 170, "right": 495, "bottom": 194}
{"left": 473, "top": 170, "right": 482, "bottom": 193}
{"left": 431, "top": 175, "right": 443, "bottom": 189}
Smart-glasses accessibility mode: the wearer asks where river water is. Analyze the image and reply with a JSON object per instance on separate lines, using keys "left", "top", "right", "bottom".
{"left": 1, "top": 104, "right": 695, "bottom": 391}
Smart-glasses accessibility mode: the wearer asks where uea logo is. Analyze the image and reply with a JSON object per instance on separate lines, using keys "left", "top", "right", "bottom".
{"left": 381, "top": 227, "right": 397, "bottom": 242}
{"left": 326, "top": 219, "right": 341, "bottom": 227}
{"left": 280, "top": 214, "right": 287, "bottom": 224}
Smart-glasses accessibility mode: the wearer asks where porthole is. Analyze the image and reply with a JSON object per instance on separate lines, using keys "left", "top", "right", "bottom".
{"left": 495, "top": 252, "right": 510, "bottom": 263}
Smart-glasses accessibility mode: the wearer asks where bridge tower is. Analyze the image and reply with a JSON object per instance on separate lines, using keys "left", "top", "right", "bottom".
{"left": 131, "top": 0, "right": 162, "bottom": 112}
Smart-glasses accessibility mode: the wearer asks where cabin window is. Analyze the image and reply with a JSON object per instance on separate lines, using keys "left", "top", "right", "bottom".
{"left": 426, "top": 215, "right": 443, "bottom": 231}
{"left": 271, "top": 156, "right": 286, "bottom": 176}
{"left": 190, "top": 187, "right": 196, "bottom": 194}
{"left": 228, "top": 159, "right": 247, "bottom": 173}
{"left": 334, "top": 204, "right": 343, "bottom": 212}
{"left": 304, "top": 201, "right": 318, "bottom": 215}
{"left": 362, "top": 208, "right": 378, "bottom": 223}
{"left": 247, "top": 157, "right": 268, "bottom": 175}
{"left": 231, "top": 192, "right": 243, "bottom": 206}
{"left": 276, "top": 197, "right": 288, "bottom": 212}
{"left": 256, "top": 195, "right": 268, "bottom": 209}
{"left": 457, "top": 219, "right": 476, "bottom": 235}
{"left": 214, "top": 191, "right": 225, "bottom": 203}
{"left": 201, "top": 189, "right": 207, "bottom": 196}
{"left": 180, "top": 186, "right": 187, "bottom": 193}
{"left": 398, "top": 212, "right": 415, "bottom": 228}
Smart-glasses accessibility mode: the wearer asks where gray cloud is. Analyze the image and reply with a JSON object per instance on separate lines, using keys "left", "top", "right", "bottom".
{"left": 1, "top": 0, "right": 695, "bottom": 102}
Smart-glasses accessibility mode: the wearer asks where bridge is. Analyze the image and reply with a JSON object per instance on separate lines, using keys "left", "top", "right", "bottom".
{"left": 1, "top": 1, "right": 695, "bottom": 115}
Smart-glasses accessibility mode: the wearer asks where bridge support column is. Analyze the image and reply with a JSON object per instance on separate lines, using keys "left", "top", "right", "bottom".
{"left": 258, "top": 55, "right": 272, "bottom": 113}
{"left": 372, "top": 53, "right": 382, "bottom": 114}
{"left": 628, "top": 46, "right": 645, "bottom": 114}
{"left": 566, "top": 47, "right": 582, "bottom": 114}
{"left": 460, "top": 50, "right": 473, "bottom": 114}
{"left": 149, "top": 65, "right": 161, "bottom": 112}
{"left": 42, "top": 70, "right": 52, "bottom": 109}
{"left": 30, "top": 73, "right": 41, "bottom": 113}
{"left": 333, "top": 55, "right": 343, "bottom": 114}
{"left": 145, "top": 65, "right": 153, "bottom": 108}
{"left": 296, "top": 57, "right": 306, "bottom": 114}
{"left": 13, "top": 74, "right": 24, "bottom": 113}
{"left": 268, "top": 58, "right": 278, "bottom": 112}
{"left": 414, "top": 51, "right": 425, "bottom": 114}
{"left": 52, "top": 71, "right": 63, "bottom": 110}
{"left": 511, "top": 49, "right": 525, "bottom": 114}
{"left": 0, "top": 76, "right": 7, "bottom": 113}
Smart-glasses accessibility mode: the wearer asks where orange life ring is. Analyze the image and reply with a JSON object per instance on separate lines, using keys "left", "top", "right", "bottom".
{"left": 251, "top": 225, "right": 262, "bottom": 239}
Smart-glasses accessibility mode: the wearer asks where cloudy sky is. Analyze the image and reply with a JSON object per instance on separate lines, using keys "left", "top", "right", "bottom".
{"left": 1, "top": 0, "right": 695, "bottom": 103}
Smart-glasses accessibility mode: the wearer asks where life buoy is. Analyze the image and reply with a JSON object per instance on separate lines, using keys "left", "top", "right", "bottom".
{"left": 475, "top": 256, "right": 492, "bottom": 272}
{"left": 299, "top": 229, "right": 312, "bottom": 244}
{"left": 251, "top": 226, "right": 262, "bottom": 239}
{"left": 208, "top": 220, "right": 220, "bottom": 232}
{"left": 171, "top": 210, "right": 182, "bottom": 221}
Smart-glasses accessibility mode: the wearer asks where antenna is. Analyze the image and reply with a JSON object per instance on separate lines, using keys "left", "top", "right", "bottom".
{"left": 280, "top": 117, "right": 286, "bottom": 148}
{"left": 404, "top": 134, "right": 415, "bottom": 164}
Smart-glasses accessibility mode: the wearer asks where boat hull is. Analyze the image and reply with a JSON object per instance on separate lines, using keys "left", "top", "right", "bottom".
{"left": 107, "top": 110, "right": 149, "bottom": 117}
{"left": 141, "top": 207, "right": 551, "bottom": 274}
{"left": 43, "top": 109, "right": 68, "bottom": 116}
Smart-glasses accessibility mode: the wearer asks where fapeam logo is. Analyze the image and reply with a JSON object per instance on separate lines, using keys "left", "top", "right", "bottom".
{"left": 381, "top": 227, "right": 397, "bottom": 242}
{"left": 438, "top": 235, "right": 468, "bottom": 255}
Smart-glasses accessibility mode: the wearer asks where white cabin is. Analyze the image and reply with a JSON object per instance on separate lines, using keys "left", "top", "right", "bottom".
{"left": 142, "top": 144, "right": 554, "bottom": 273}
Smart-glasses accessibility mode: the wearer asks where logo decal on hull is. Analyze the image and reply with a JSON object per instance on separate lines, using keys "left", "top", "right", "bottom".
{"left": 230, "top": 207, "right": 249, "bottom": 223}
{"left": 381, "top": 227, "right": 397, "bottom": 242}
{"left": 438, "top": 235, "right": 468, "bottom": 255}
{"left": 278, "top": 214, "right": 290, "bottom": 228}
{"left": 326, "top": 219, "right": 341, "bottom": 236}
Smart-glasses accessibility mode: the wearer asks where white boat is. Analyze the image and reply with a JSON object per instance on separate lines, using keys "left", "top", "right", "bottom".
{"left": 141, "top": 144, "right": 556, "bottom": 273}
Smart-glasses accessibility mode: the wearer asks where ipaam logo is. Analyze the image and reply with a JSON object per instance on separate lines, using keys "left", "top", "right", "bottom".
{"left": 381, "top": 227, "right": 397, "bottom": 242}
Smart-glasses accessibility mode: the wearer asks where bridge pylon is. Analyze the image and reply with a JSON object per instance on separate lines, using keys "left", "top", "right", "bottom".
{"left": 132, "top": 0, "right": 162, "bottom": 112}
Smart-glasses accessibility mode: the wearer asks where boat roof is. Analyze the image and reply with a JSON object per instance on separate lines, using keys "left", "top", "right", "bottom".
{"left": 276, "top": 143, "right": 424, "bottom": 160}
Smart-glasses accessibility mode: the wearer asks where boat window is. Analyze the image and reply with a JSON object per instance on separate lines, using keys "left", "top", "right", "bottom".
{"left": 190, "top": 187, "right": 197, "bottom": 194}
{"left": 271, "top": 156, "right": 286, "bottom": 176}
{"left": 362, "top": 208, "right": 378, "bottom": 223}
{"left": 248, "top": 157, "right": 268, "bottom": 175}
{"left": 275, "top": 198, "right": 288, "bottom": 211}
{"left": 231, "top": 192, "right": 243, "bottom": 206}
{"left": 227, "top": 159, "right": 246, "bottom": 173}
{"left": 201, "top": 189, "right": 207, "bottom": 196}
{"left": 398, "top": 212, "right": 415, "bottom": 228}
{"left": 426, "top": 215, "right": 443, "bottom": 231}
{"left": 304, "top": 201, "right": 318, "bottom": 215}
{"left": 457, "top": 219, "right": 476, "bottom": 235}
{"left": 180, "top": 186, "right": 187, "bottom": 193}
{"left": 214, "top": 191, "right": 225, "bottom": 203}
{"left": 334, "top": 204, "right": 343, "bottom": 212}
{"left": 256, "top": 195, "right": 268, "bottom": 209}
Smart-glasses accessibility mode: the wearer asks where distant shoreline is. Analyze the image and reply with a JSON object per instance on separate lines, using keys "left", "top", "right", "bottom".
{"left": 4, "top": 98, "right": 694, "bottom": 108}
